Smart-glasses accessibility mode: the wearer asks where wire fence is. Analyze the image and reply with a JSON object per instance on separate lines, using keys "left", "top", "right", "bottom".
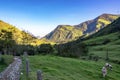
{"left": 20, "top": 53, "right": 42, "bottom": 80}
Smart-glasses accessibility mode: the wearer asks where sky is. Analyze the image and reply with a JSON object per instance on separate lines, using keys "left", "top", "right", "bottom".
{"left": 0, "top": 0, "right": 120, "bottom": 37}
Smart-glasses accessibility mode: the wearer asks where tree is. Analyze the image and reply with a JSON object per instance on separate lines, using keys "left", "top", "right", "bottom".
{"left": 55, "top": 42, "right": 88, "bottom": 58}
{"left": 37, "top": 44, "right": 54, "bottom": 54}
{"left": 0, "top": 29, "right": 16, "bottom": 54}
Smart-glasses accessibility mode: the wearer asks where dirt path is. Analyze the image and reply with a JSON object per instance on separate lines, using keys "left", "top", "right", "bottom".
{"left": 0, "top": 57, "right": 22, "bottom": 80}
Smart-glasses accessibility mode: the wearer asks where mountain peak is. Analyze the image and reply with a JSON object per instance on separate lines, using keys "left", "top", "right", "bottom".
{"left": 96, "top": 13, "right": 118, "bottom": 20}
{"left": 101, "top": 13, "right": 115, "bottom": 16}
{"left": 44, "top": 13, "right": 119, "bottom": 43}
{"left": 56, "top": 25, "right": 72, "bottom": 28}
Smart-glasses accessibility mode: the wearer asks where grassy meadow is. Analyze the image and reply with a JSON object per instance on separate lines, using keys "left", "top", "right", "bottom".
{"left": 21, "top": 55, "right": 120, "bottom": 80}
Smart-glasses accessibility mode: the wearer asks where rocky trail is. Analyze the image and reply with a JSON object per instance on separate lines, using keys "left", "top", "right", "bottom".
{"left": 0, "top": 57, "right": 22, "bottom": 80}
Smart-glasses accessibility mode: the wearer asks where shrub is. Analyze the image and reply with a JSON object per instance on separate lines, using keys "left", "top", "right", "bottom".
{"left": 0, "top": 57, "right": 5, "bottom": 64}
{"left": 37, "top": 44, "right": 54, "bottom": 54}
{"left": 55, "top": 42, "right": 88, "bottom": 58}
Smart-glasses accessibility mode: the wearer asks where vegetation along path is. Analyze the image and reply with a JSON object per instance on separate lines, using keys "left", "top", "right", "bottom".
{"left": 0, "top": 57, "right": 22, "bottom": 80}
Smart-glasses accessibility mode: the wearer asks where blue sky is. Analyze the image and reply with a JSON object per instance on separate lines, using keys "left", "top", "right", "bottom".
{"left": 0, "top": 0, "right": 120, "bottom": 37}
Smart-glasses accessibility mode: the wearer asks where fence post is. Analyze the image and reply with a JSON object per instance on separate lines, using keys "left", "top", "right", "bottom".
{"left": 24, "top": 51, "right": 28, "bottom": 58}
{"left": 26, "top": 59, "right": 29, "bottom": 77}
{"left": 37, "top": 70, "right": 42, "bottom": 80}
{"left": 0, "top": 52, "right": 1, "bottom": 61}
{"left": 106, "top": 49, "right": 109, "bottom": 60}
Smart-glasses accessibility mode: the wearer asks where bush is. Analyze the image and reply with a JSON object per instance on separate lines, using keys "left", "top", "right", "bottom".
{"left": 37, "top": 44, "right": 54, "bottom": 54}
{"left": 0, "top": 57, "right": 5, "bottom": 64}
{"left": 55, "top": 42, "right": 88, "bottom": 58}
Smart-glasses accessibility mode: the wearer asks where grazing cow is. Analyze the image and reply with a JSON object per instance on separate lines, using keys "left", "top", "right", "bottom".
{"left": 105, "top": 63, "right": 112, "bottom": 70}
{"left": 105, "top": 63, "right": 109, "bottom": 67}
{"left": 102, "top": 66, "right": 107, "bottom": 77}
{"left": 109, "top": 64, "right": 112, "bottom": 71}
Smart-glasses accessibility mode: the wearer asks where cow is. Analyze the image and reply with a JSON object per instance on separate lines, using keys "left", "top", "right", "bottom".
{"left": 102, "top": 66, "right": 107, "bottom": 77}
{"left": 105, "top": 63, "right": 112, "bottom": 71}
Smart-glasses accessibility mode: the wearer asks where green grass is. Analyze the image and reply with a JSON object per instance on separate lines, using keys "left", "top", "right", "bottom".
{"left": 83, "top": 32, "right": 120, "bottom": 61}
{"left": 83, "top": 32, "right": 120, "bottom": 45}
{"left": 21, "top": 55, "right": 120, "bottom": 80}
{"left": 0, "top": 55, "right": 13, "bottom": 72}
{"left": 88, "top": 45, "right": 120, "bottom": 60}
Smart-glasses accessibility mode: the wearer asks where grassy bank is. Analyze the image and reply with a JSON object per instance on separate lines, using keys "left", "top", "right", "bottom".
{"left": 0, "top": 55, "right": 13, "bottom": 72}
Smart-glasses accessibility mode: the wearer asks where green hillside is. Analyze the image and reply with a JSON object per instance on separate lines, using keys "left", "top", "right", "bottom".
{"left": 84, "top": 32, "right": 120, "bottom": 61}
{"left": 53, "top": 16, "right": 120, "bottom": 62}
{"left": 21, "top": 55, "right": 120, "bottom": 80}
{"left": 83, "top": 32, "right": 120, "bottom": 46}
{"left": 0, "top": 20, "right": 34, "bottom": 44}
{"left": 86, "top": 17, "right": 120, "bottom": 38}
{"left": 44, "top": 14, "right": 119, "bottom": 43}
{"left": 0, "top": 20, "right": 55, "bottom": 56}
{"left": 82, "top": 17, "right": 120, "bottom": 62}
{"left": 0, "top": 20, "right": 51, "bottom": 45}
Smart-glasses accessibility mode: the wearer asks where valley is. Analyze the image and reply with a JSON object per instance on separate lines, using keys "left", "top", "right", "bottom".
{"left": 0, "top": 14, "right": 120, "bottom": 80}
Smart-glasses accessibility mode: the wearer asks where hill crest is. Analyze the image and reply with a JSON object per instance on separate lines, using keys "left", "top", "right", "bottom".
{"left": 44, "top": 13, "right": 119, "bottom": 43}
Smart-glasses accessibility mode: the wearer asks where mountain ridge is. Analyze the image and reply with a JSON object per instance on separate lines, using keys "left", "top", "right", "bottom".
{"left": 44, "top": 13, "right": 119, "bottom": 43}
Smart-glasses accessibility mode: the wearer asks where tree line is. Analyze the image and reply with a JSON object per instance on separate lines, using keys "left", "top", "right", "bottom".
{"left": 0, "top": 29, "right": 88, "bottom": 58}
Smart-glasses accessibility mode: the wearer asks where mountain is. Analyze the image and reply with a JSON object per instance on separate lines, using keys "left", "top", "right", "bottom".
{"left": 44, "top": 13, "right": 119, "bottom": 43}
{"left": 44, "top": 25, "right": 83, "bottom": 43}
{"left": 81, "top": 17, "right": 120, "bottom": 62}
{"left": 0, "top": 20, "right": 49, "bottom": 45}
{"left": 86, "top": 17, "right": 120, "bottom": 38}
{"left": 56, "top": 16, "right": 120, "bottom": 61}
{"left": 82, "top": 17, "right": 120, "bottom": 44}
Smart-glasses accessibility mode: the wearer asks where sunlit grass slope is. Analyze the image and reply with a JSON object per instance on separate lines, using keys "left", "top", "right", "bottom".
{"left": 21, "top": 55, "right": 120, "bottom": 80}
